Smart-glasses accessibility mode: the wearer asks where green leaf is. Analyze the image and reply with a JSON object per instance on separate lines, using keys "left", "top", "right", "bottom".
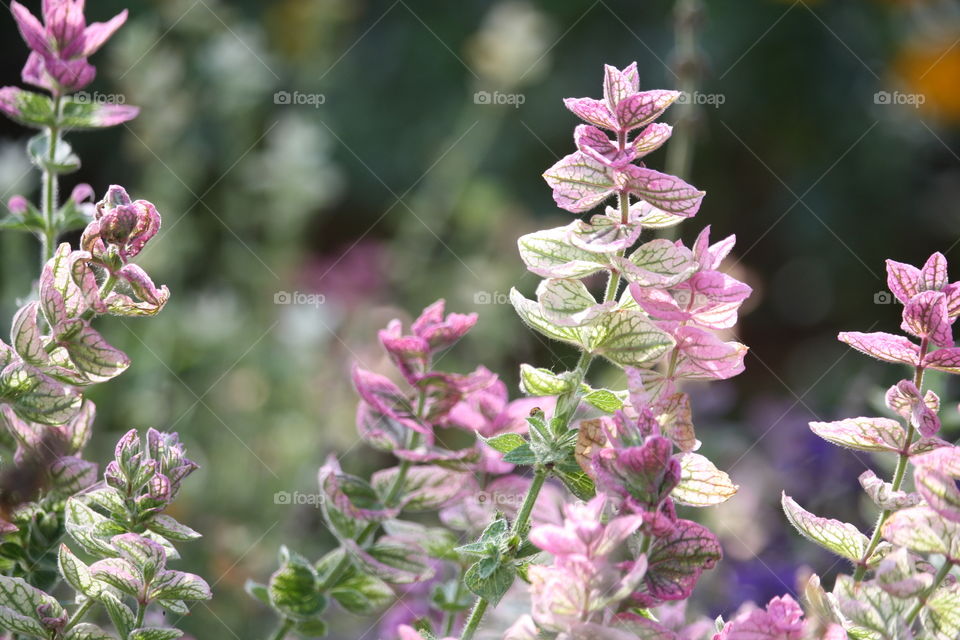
{"left": 28, "top": 132, "right": 80, "bottom": 174}
{"left": 672, "top": 453, "right": 738, "bottom": 507}
{"left": 330, "top": 572, "right": 394, "bottom": 616}
{"left": 882, "top": 505, "right": 960, "bottom": 559}
{"left": 517, "top": 226, "right": 609, "bottom": 279}
{"left": 782, "top": 493, "right": 869, "bottom": 563}
{"left": 244, "top": 579, "right": 270, "bottom": 606}
{"left": 0, "top": 361, "right": 82, "bottom": 425}
{"left": 482, "top": 433, "right": 527, "bottom": 454}
{"left": 381, "top": 520, "right": 460, "bottom": 561}
{"left": 0, "top": 605, "right": 47, "bottom": 637}
{"left": 149, "top": 570, "right": 212, "bottom": 602}
{"left": 553, "top": 456, "right": 597, "bottom": 501}
{"left": 615, "top": 239, "right": 697, "bottom": 287}
{"left": 128, "top": 629, "right": 184, "bottom": 640}
{"left": 518, "top": 364, "right": 574, "bottom": 396}
{"left": 501, "top": 443, "right": 537, "bottom": 466}
{"left": 536, "top": 278, "right": 612, "bottom": 327}
{"left": 463, "top": 559, "right": 516, "bottom": 605}
{"left": 58, "top": 544, "right": 104, "bottom": 598}
{"left": 268, "top": 547, "right": 326, "bottom": 621}
{"left": 63, "top": 326, "right": 131, "bottom": 384}
{"left": 293, "top": 619, "right": 328, "bottom": 637}
{"left": 347, "top": 540, "right": 433, "bottom": 584}
{"left": 0, "top": 575, "right": 64, "bottom": 627}
{"left": 64, "top": 498, "right": 120, "bottom": 557}
{"left": 64, "top": 623, "right": 118, "bottom": 639}
{"left": 808, "top": 417, "right": 905, "bottom": 453}
{"left": 582, "top": 388, "right": 624, "bottom": 413}
{"left": 101, "top": 592, "right": 136, "bottom": 639}
{"left": 0, "top": 89, "right": 56, "bottom": 129}
{"left": 834, "top": 575, "right": 914, "bottom": 639}
{"left": 510, "top": 288, "right": 586, "bottom": 347}
{"left": 147, "top": 515, "right": 202, "bottom": 542}
{"left": 922, "top": 582, "right": 960, "bottom": 640}
{"left": 587, "top": 310, "right": 675, "bottom": 367}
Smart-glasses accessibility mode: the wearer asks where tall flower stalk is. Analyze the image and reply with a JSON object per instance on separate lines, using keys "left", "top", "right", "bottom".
{"left": 0, "top": 3, "right": 209, "bottom": 640}
{"left": 253, "top": 63, "right": 752, "bottom": 640}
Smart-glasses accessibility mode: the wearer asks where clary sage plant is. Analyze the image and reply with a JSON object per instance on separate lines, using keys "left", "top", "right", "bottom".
{"left": 4, "top": 3, "right": 958, "bottom": 640}
{"left": 250, "top": 63, "right": 752, "bottom": 640}
{"left": 0, "top": 1, "right": 210, "bottom": 639}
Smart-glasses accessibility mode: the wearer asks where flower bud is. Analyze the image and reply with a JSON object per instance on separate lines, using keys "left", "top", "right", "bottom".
{"left": 7, "top": 195, "right": 28, "bottom": 216}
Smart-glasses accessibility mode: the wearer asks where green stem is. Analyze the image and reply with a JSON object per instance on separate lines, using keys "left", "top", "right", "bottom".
{"left": 441, "top": 573, "right": 466, "bottom": 637}
{"left": 511, "top": 466, "right": 547, "bottom": 537}
{"left": 459, "top": 598, "right": 488, "bottom": 640}
{"left": 906, "top": 560, "right": 954, "bottom": 624}
{"left": 61, "top": 599, "right": 94, "bottom": 635}
{"left": 40, "top": 94, "right": 63, "bottom": 267}
{"left": 268, "top": 618, "right": 295, "bottom": 640}
{"left": 133, "top": 604, "right": 145, "bottom": 633}
{"left": 853, "top": 339, "right": 929, "bottom": 583}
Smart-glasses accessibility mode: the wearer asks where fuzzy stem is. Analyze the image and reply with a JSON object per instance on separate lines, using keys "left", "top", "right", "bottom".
{"left": 268, "top": 618, "right": 295, "bottom": 640}
{"left": 459, "top": 598, "right": 489, "bottom": 640}
{"left": 853, "top": 339, "right": 929, "bottom": 583}
{"left": 906, "top": 560, "right": 954, "bottom": 624}
{"left": 40, "top": 94, "right": 63, "bottom": 267}
{"left": 511, "top": 465, "right": 547, "bottom": 537}
{"left": 61, "top": 599, "right": 94, "bottom": 635}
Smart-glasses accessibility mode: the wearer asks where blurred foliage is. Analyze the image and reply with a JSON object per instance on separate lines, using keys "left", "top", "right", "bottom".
{"left": 2, "top": 0, "right": 960, "bottom": 637}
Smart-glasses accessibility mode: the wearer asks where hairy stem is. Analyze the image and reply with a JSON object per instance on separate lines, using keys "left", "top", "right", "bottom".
{"left": 459, "top": 598, "right": 489, "bottom": 640}
{"left": 40, "top": 94, "right": 63, "bottom": 267}
{"left": 511, "top": 466, "right": 547, "bottom": 538}
{"left": 61, "top": 598, "right": 94, "bottom": 635}
{"left": 906, "top": 560, "right": 954, "bottom": 624}
{"left": 853, "top": 339, "right": 929, "bottom": 583}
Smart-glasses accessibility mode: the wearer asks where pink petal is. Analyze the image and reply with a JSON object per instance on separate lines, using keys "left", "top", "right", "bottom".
{"left": 81, "top": 10, "right": 127, "bottom": 57}
{"left": 673, "top": 326, "right": 747, "bottom": 380}
{"left": 10, "top": 2, "right": 49, "bottom": 56}
{"left": 923, "top": 347, "right": 960, "bottom": 374}
{"left": 93, "top": 104, "right": 140, "bottom": 127}
{"left": 0, "top": 87, "right": 24, "bottom": 120}
{"left": 692, "top": 225, "right": 736, "bottom": 271}
{"left": 575, "top": 124, "right": 635, "bottom": 167}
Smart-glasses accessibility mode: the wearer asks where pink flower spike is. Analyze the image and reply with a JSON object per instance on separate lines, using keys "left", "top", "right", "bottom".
{"left": 603, "top": 62, "right": 640, "bottom": 112}
{"left": 713, "top": 594, "right": 805, "bottom": 640}
{"left": 886, "top": 259, "right": 921, "bottom": 304}
{"left": 692, "top": 226, "right": 736, "bottom": 271}
{"left": 901, "top": 290, "right": 953, "bottom": 347}
{"left": 564, "top": 97, "right": 617, "bottom": 131}
{"left": 410, "top": 299, "right": 478, "bottom": 351}
{"left": 10, "top": 2, "right": 48, "bottom": 54}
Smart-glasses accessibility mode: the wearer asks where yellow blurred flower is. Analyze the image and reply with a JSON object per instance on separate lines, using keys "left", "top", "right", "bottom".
{"left": 895, "top": 32, "right": 960, "bottom": 122}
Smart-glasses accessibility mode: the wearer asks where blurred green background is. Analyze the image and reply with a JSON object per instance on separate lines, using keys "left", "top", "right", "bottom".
{"left": 3, "top": 0, "right": 960, "bottom": 636}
